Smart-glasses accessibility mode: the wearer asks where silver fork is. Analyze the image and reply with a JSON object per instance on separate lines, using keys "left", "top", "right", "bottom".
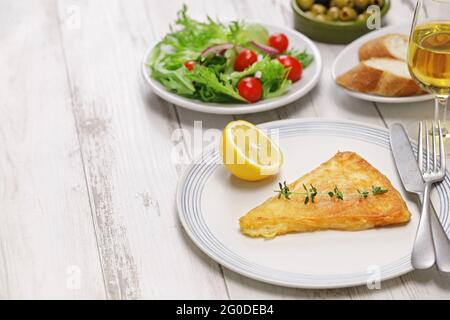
{"left": 412, "top": 121, "right": 446, "bottom": 269}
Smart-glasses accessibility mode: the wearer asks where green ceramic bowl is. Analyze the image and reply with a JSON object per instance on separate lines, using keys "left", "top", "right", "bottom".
{"left": 292, "top": 0, "right": 391, "bottom": 44}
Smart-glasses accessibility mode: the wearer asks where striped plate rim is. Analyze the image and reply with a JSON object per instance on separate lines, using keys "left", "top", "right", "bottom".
{"left": 177, "top": 119, "right": 450, "bottom": 289}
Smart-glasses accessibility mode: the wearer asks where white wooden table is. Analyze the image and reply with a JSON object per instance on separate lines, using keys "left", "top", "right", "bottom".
{"left": 1, "top": 0, "right": 450, "bottom": 299}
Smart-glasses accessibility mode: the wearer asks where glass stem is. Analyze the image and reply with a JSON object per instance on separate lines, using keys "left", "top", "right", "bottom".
{"left": 435, "top": 96, "right": 449, "bottom": 136}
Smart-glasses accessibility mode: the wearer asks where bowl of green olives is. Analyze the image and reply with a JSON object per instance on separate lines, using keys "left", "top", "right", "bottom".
{"left": 293, "top": 0, "right": 390, "bottom": 44}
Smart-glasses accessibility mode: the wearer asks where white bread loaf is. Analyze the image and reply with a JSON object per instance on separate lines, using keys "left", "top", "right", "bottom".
{"left": 336, "top": 58, "right": 425, "bottom": 97}
{"left": 359, "top": 34, "right": 409, "bottom": 61}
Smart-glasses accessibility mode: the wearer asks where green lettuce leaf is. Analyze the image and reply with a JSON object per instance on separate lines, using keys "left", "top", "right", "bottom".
{"left": 187, "top": 65, "right": 247, "bottom": 102}
{"left": 228, "top": 21, "right": 269, "bottom": 45}
{"left": 229, "top": 57, "right": 291, "bottom": 98}
{"left": 284, "top": 49, "right": 314, "bottom": 69}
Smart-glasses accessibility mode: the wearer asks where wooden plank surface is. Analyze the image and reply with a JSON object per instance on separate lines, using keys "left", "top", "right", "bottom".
{"left": 0, "top": 0, "right": 448, "bottom": 299}
{"left": 0, "top": 0, "right": 105, "bottom": 299}
{"left": 55, "top": 0, "right": 228, "bottom": 299}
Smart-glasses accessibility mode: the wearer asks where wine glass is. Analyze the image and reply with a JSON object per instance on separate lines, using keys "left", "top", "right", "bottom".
{"left": 407, "top": 0, "right": 450, "bottom": 139}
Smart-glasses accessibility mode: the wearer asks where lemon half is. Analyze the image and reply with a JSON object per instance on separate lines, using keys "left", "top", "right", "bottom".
{"left": 220, "top": 120, "right": 283, "bottom": 181}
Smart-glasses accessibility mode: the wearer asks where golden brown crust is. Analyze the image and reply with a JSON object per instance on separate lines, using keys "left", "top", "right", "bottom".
{"left": 336, "top": 62, "right": 425, "bottom": 97}
{"left": 239, "top": 152, "right": 411, "bottom": 238}
{"left": 358, "top": 34, "right": 408, "bottom": 61}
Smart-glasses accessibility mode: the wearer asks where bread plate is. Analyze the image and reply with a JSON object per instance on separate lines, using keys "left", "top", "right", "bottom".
{"left": 177, "top": 118, "right": 450, "bottom": 289}
{"left": 331, "top": 24, "right": 434, "bottom": 104}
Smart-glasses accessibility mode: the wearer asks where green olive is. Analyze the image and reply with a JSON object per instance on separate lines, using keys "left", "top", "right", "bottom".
{"left": 315, "top": 14, "right": 327, "bottom": 21}
{"left": 323, "top": 15, "right": 333, "bottom": 22}
{"left": 361, "top": 10, "right": 372, "bottom": 18}
{"left": 369, "top": 0, "right": 384, "bottom": 7}
{"left": 339, "top": 6, "right": 358, "bottom": 21}
{"left": 305, "top": 10, "right": 317, "bottom": 18}
{"left": 354, "top": 0, "right": 369, "bottom": 11}
{"left": 296, "top": 0, "right": 314, "bottom": 11}
{"left": 357, "top": 13, "right": 367, "bottom": 21}
{"left": 311, "top": 3, "right": 327, "bottom": 15}
{"left": 327, "top": 7, "right": 341, "bottom": 21}
{"left": 334, "top": 0, "right": 354, "bottom": 9}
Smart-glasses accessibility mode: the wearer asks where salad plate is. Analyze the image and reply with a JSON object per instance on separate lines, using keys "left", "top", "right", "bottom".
{"left": 331, "top": 24, "right": 434, "bottom": 104}
{"left": 177, "top": 118, "right": 450, "bottom": 289}
{"left": 142, "top": 21, "right": 322, "bottom": 115}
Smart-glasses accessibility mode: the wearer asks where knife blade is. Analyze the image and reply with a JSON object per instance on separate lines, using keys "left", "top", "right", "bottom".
{"left": 390, "top": 123, "right": 450, "bottom": 272}
{"left": 389, "top": 124, "right": 424, "bottom": 193}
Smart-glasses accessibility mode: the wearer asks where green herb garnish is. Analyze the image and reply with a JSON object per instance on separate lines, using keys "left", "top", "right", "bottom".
{"left": 310, "top": 184, "right": 318, "bottom": 203}
{"left": 302, "top": 184, "right": 309, "bottom": 204}
{"left": 357, "top": 189, "right": 370, "bottom": 198}
{"left": 276, "top": 181, "right": 293, "bottom": 200}
{"left": 274, "top": 182, "right": 388, "bottom": 204}
{"left": 333, "top": 186, "right": 344, "bottom": 200}
{"left": 372, "top": 185, "right": 388, "bottom": 195}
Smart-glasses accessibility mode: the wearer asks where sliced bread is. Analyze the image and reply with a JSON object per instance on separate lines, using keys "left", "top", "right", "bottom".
{"left": 336, "top": 58, "right": 425, "bottom": 97}
{"left": 359, "top": 34, "right": 409, "bottom": 61}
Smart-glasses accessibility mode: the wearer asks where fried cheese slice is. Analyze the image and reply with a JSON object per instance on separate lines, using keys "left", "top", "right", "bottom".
{"left": 240, "top": 152, "right": 411, "bottom": 238}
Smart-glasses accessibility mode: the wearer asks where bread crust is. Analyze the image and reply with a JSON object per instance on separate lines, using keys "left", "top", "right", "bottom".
{"left": 358, "top": 34, "right": 408, "bottom": 61}
{"left": 239, "top": 152, "right": 411, "bottom": 238}
{"left": 336, "top": 60, "right": 425, "bottom": 97}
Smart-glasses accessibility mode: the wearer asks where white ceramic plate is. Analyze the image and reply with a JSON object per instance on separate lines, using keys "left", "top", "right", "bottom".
{"left": 142, "top": 23, "right": 322, "bottom": 115}
{"left": 332, "top": 24, "right": 434, "bottom": 104}
{"left": 177, "top": 118, "right": 450, "bottom": 289}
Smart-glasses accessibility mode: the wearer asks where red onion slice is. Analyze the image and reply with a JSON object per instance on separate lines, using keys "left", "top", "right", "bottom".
{"left": 201, "top": 43, "right": 234, "bottom": 57}
{"left": 250, "top": 40, "right": 279, "bottom": 56}
{"left": 201, "top": 44, "right": 247, "bottom": 57}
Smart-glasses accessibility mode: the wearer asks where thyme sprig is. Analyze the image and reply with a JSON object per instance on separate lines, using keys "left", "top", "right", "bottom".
{"left": 330, "top": 186, "right": 344, "bottom": 200}
{"left": 277, "top": 181, "right": 293, "bottom": 199}
{"left": 302, "top": 184, "right": 318, "bottom": 204}
{"left": 275, "top": 182, "right": 388, "bottom": 203}
{"left": 372, "top": 185, "right": 388, "bottom": 195}
{"left": 357, "top": 189, "right": 370, "bottom": 198}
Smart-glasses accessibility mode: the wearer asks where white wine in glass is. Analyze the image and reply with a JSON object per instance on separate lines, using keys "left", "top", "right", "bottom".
{"left": 407, "top": 0, "right": 450, "bottom": 138}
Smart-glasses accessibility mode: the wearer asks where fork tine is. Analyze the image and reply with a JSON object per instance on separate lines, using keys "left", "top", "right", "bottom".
{"left": 432, "top": 121, "right": 437, "bottom": 172}
{"left": 439, "top": 120, "right": 446, "bottom": 172}
{"left": 418, "top": 121, "right": 423, "bottom": 172}
{"left": 426, "top": 121, "right": 430, "bottom": 172}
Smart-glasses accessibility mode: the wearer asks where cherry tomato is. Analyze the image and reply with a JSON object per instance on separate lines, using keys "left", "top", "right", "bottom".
{"left": 234, "top": 49, "right": 258, "bottom": 71}
{"left": 277, "top": 55, "right": 303, "bottom": 82}
{"left": 268, "top": 33, "right": 289, "bottom": 53}
{"left": 237, "top": 77, "right": 263, "bottom": 103}
{"left": 184, "top": 60, "right": 196, "bottom": 71}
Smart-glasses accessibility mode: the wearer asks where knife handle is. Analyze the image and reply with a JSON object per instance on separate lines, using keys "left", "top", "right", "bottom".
{"left": 416, "top": 191, "right": 450, "bottom": 272}
{"left": 412, "top": 183, "right": 436, "bottom": 269}
{"left": 431, "top": 206, "right": 450, "bottom": 273}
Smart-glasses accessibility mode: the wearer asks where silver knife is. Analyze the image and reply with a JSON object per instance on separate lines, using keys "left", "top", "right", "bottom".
{"left": 390, "top": 123, "right": 450, "bottom": 272}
